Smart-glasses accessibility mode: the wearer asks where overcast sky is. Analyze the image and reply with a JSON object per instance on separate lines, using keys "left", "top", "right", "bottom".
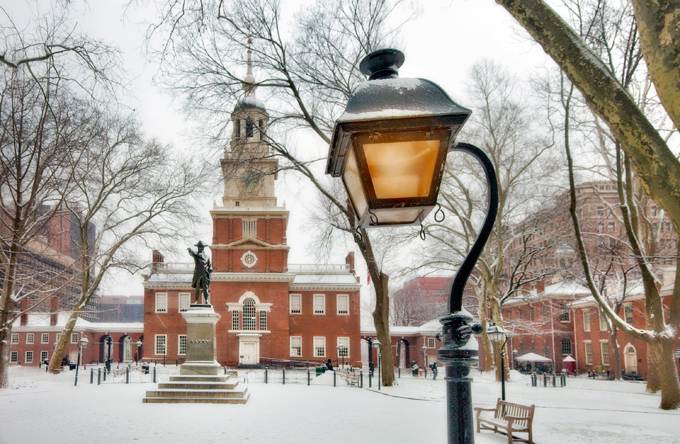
{"left": 7, "top": 0, "right": 551, "bottom": 297}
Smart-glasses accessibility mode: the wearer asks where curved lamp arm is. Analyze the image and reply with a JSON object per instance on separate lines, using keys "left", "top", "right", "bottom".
{"left": 447, "top": 142, "right": 499, "bottom": 313}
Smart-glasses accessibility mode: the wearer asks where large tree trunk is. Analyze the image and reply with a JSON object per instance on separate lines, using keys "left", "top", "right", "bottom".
{"left": 478, "top": 289, "right": 494, "bottom": 373}
{"left": 609, "top": 327, "right": 622, "bottom": 381}
{"left": 649, "top": 338, "right": 680, "bottom": 409}
{"left": 373, "top": 273, "right": 395, "bottom": 387}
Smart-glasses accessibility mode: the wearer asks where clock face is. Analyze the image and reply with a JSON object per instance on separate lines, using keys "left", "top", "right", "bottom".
{"left": 240, "top": 171, "right": 260, "bottom": 191}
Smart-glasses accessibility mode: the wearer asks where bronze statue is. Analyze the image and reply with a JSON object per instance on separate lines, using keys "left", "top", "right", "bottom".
{"left": 188, "top": 241, "right": 212, "bottom": 304}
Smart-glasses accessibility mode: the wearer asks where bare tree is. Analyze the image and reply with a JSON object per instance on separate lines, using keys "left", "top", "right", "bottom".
{"left": 48, "top": 113, "right": 208, "bottom": 373}
{"left": 416, "top": 60, "right": 560, "bottom": 379}
{"left": 137, "top": 0, "right": 418, "bottom": 386}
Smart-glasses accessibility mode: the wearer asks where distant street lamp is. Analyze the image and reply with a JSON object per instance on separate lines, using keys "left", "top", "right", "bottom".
{"left": 74, "top": 336, "right": 89, "bottom": 386}
{"left": 487, "top": 323, "right": 508, "bottom": 401}
{"left": 422, "top": 344, "right": 428, "bottom": 378}
{"left": 326, "top": 48, "right": 498, "bottom": 444}
{"left": 373, "top": 339, "right": 382, "bottom": 390}
{"left": 105, "top": 335, "right": 113, "bottom": 373}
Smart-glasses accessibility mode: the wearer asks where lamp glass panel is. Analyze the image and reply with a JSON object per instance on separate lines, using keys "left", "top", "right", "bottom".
{"left": 363, "top": 140, "right": 440, "bottom": 199}
{"left": 342, "top": 148, "right": 368, "bottom": 218}
{"left": 372, "top": 208, "right": 422, "bottom": 225}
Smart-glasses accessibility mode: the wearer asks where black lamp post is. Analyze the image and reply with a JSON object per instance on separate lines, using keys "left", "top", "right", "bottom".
{"left": 366, "top": 337, "right": 374, "bottom": 372}
{"left": 373, "top": 339, "right": 382, "bottom": 390}
{"left": 487, "top": 323, "right": 508, "bottom": 401}
{"left": 74, "top": 336, "right": 89, "bottom": 386}
{"left": 105, "top": 335, "right": 113, "bottom": 373}
{"left": 326, "top": 49, "right": 498, "bottom": 444}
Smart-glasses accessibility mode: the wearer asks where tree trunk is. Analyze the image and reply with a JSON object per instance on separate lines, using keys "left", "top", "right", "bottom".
{"left": 373, "top": 273, "right": 395, "bottom": 387}
{"left": 649, "top": 338, "right": 680, "bottom": 409}
{"left": 609, "top": 327, "right": 622, "bottom": 380}
{"left": 48, "top": 309, "right": 82, "bottom": 373}
{"left": 478, "top": 290, "right": 494, "bottom": 372}
{"left": 0, "top": 328, "right": 9, "bottom": 389}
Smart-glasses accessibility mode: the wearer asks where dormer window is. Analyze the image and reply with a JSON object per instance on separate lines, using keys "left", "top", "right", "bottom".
{"left": 246, "top": 118, "right": 254, "bottom": 138}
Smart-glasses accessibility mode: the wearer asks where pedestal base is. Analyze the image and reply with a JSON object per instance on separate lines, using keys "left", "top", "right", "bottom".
{"left": 180, "top": 360, "right": 222, "bottom": 376}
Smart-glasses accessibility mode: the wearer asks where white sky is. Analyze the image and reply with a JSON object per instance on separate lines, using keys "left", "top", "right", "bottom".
{"left": 5, "top": 0, "right": 552, "bottom": 296}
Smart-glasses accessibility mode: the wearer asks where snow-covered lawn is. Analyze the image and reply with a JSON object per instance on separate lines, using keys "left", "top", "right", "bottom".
{"left": 1, "top": 366, "right": 679, "bottom": 444}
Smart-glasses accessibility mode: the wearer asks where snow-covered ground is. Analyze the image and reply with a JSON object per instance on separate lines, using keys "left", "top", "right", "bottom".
{"left": 1, "top": 365, "right": 679, "bottom": 444}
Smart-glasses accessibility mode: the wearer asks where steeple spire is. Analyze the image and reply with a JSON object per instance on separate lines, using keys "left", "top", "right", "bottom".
{"left": 243, "top": 38, "right": 257, "bottom": 97}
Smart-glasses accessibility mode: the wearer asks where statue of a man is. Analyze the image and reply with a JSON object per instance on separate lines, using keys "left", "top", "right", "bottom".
{"left": 187, "top": 241, "right": 212, "bottom": 304}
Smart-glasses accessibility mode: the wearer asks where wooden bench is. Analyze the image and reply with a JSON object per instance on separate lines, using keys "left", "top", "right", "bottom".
{"left": 336, "top": 370, "right": 360, "bottom": 386}
{"left": 474, "top": 398, "right": 535, "bottom": 444}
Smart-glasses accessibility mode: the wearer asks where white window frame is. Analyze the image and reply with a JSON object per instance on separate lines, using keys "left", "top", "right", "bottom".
{"left": 290, "top": 294, "right": 302, "bottom": 314}
{"left": 259, "top": 311, "right": 267, "bottom": 330}
{"left": 599, "top": 312, "right": 608, "bottom": 331}
{"left": 41, "top": 350, "right": 49, "bottom": 362}
{"left": 624, "top": 304, "right": 634, "bottom": 325}
{"left": 26, "top": 333, "right": 34, "bottom": 344}
{"left": 155, "top": 292, "right": 168, "bottom": 313}
{"left": 25, "top": 351, "right": 33, "bottom": 363}
{"left": 314, "top": 336, "right": 326, "bottom": 357}
{"left": 427, "top": 337, "right": 436, "bottom": 348}
{"left": 337, "top": 294, "right": 349, "bottom": 315}
{"left": 11, "top": 333, "right": 18, "bottom": 344}
{"left": 583, "top": 309, "right": 591, "bottom": 332}
{"left": 290, "top": 336, "right": 302, "bottom": 357}
{"left": 56, "top": 333, "right": 61, "bottom": 342}
{"left": 601, "top": 340, "right": 610, "bottom": 366}
{"left": 10, "top": 351, "right": 18, "bottom": 363}
{"left": 178, "top": 335, "right": 187, "bottom": 355}
{"left": 243, "top": 219, "right": 257, "bottom": 238}
{"left": 232, "top": 310, "right": 240, "bottom": 330}
{"left": 179, "top": 292, "right": 191, "bottom": 312}
{"left": 337, "top": 337, "right": 350, "bottom": 358}
{"left": 313, "top": 294, "right": 326, "bottom": 315}
{"left": 559, "top": 304, "right": 570, "bottom": 322}
{"left": 71, "top": 333, "right": 78, "bottom": 344}
{"left": 584, "top": 341, "right": 593, "bottom": 365}
{"left": 155, "top": 335, "right": 167, "bottom": 356}
{"left": 41, "top": 333, "right": 49, "bottom": 344}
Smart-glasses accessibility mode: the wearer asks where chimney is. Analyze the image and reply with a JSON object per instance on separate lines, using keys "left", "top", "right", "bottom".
{"left": 50, "top": 297, "right": 59, "bottom": 326}
{"left": 345, "top": 252, "right": 355, "bottom": 274}
{"left": 152, "top": 250, "right": 164, "bottom": 272}
{"left": 536, "top": 280, "right": 546, "bottom": 294}
{"left": 20, "top": 299, "right": 29, "bottom": 326}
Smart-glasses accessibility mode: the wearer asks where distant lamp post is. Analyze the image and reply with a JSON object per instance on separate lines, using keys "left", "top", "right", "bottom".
{"left": 326, "top": 48, "right": 498, "bottom": 444}
{"left": 373, "top": 339, "right": 382, "bottom": 390}
{"left": 74, "top": 336, "right": 88, "bottom": 386}
{"left": 422, "top": 345, "right": 428, "bottom": 378}
{"left": 105, "top": 335, "right": 113, "bottom": 373}
{"left": 136, "top": 340, "right": 143, "bottom": 365}
{"left": 487, "top": 323, "right": 508, "bottom": 401}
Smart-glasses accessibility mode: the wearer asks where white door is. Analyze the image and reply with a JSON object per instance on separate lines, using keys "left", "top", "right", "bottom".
{"left": 242, "top": 342, "right": 258, "bottom": 365}
{"left": 69, "top": 350, "right": 79, "bottom": 364}
{"left": 624, "top": 345, "right": 638, "bottom": 375}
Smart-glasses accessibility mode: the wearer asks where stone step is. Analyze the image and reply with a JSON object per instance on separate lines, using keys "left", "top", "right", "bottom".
{"left": 144, "top": 388, "right": 248, "bottom": 399}
{"left": 142, "top": 394, "right": 249, "bottom": 404}
{"left": 158, "top": 381, "right": 239, "bottom": 390}
{"left": 168, "top": 375, "right": 231, "bottom": 383}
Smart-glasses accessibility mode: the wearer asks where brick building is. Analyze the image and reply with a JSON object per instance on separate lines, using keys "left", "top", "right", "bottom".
{"left": 141, "top": 61, "right": 362, "bottom": 368}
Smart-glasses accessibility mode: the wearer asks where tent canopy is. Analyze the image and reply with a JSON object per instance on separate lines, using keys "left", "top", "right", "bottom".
{"left": 514, "top": 352, "right": 552, "bottom": 362}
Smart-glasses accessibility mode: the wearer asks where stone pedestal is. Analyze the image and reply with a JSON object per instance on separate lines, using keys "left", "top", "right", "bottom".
{"left": 143, "top": 304, "right": 249, "bottom": 403}
{"left": 180, "top": 304, "right": 221, "bottom": 376}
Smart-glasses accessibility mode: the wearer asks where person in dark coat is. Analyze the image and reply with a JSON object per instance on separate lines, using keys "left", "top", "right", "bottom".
{"left": 326, "top": 359, "right": 334, "bottom": 371}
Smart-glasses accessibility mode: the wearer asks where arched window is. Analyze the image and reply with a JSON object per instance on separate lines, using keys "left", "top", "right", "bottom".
{"left": 245, "top": 118, "right": 254, "bottom": 138}
{"left": 234, "top": 119, "right": 241, "bottom": 138}
{"left": 561, "top": 338, "right": 572, "bottom": 355}
{"left": 243, "top": 298, "right": 256, "bottom": 330}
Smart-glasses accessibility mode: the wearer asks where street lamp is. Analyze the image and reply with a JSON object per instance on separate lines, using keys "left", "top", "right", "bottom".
{"left": 326, "top": 49, "right": 498, "bottom": 444}
{"left": 105, "top": 335, "right": 113, "bottom": 373}
{"left": 373, "top": 339, "right": 382, "bottom": 390}
{"left": 487, "top": 323, "right": 508, "bottom": 401}
{"left": 74, "top": 336, "right": 88, "bottom": 386}
{"left": 136, "top": 339, "right": 143, "bottom": 365}
{"left": 422, "top": 344, "right": 428, "bottom": 378}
